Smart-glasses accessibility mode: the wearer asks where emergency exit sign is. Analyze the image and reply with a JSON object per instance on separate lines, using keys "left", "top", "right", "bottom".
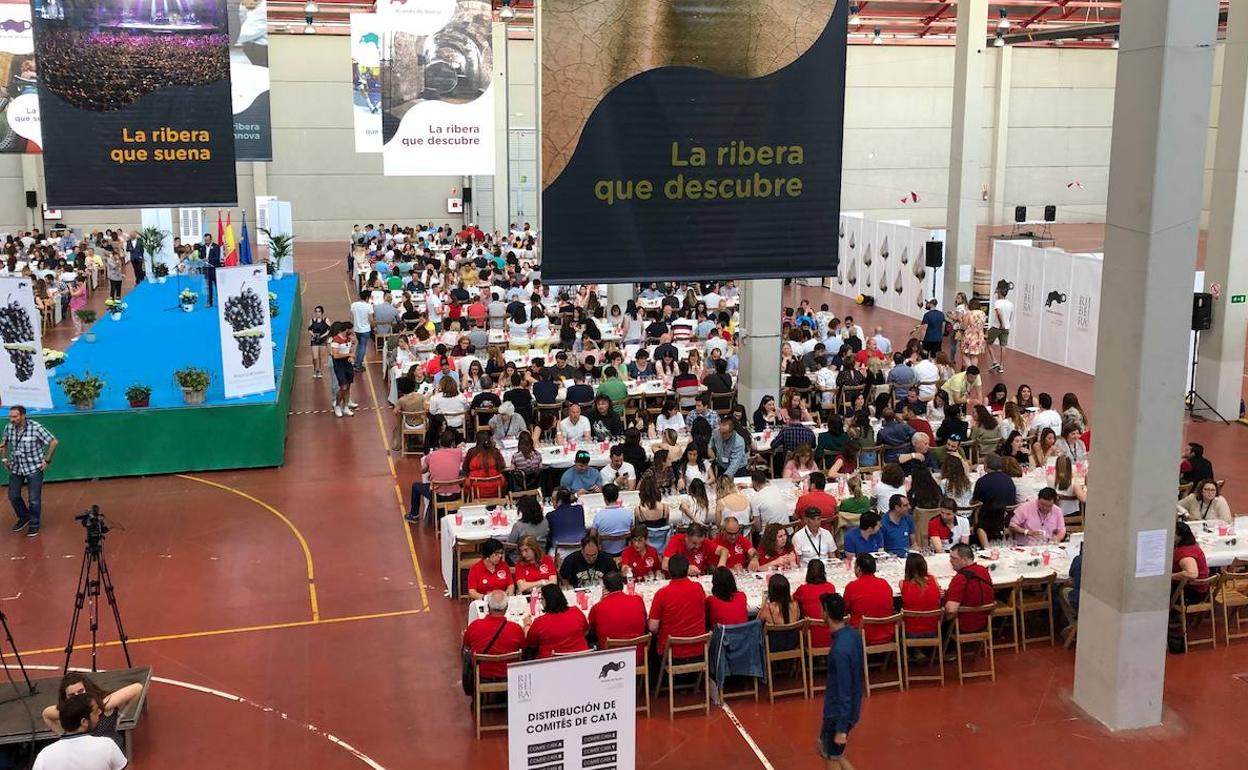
{"left": 1232, "top": 294, "right": 1247, "bottom": 304}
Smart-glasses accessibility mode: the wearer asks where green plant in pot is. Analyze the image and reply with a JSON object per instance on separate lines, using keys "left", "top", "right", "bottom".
{"left": 153, "top": 262, "right": 170, "bottom": 281}
{"left": 174, "top": 366, "right": 210, "bottom": 405}
{"left": 259, "top": 229, "right": 293, "bottom": 279}
{"left": 139, "top": 226, "right": 169, "bottom": 283}
{"left": 59, "top": 371, "right": 104, "bottom": 410}
{"left": 74, "top": 309, "right": 98, "bottom": 342}
{"left": 124, "top": 383, "right": 151, "bottom": 408}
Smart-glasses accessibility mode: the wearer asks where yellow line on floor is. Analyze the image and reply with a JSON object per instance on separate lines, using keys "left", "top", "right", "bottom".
{"left": 176, "top": 474, "right": 320, "bottom": 621}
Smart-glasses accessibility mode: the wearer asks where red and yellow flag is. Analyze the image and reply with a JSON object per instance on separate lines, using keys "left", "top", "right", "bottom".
{"left": 223, "top": 212, "right": 239, "bottom": 266}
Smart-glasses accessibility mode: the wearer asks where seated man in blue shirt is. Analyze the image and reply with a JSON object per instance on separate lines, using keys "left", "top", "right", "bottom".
{"left": 879, "top": 494, "right": 916, "bottom": 557}
{"left": 560, "top": 451, "right": 602, "bottom": 494}
{"left": 590, "top": 484, "right": 633, "bottom": 555}
{"left": 843, "top": 511, "right": 885, "bottom": 554}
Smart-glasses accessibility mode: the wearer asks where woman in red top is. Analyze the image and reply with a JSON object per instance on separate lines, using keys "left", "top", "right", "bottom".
{"left": 525, "top": 584, "right": 589, "bottom": 658}
{"left": 705, "top": 567, "right": 748, "bottom": 626}
{"left": 620, "top": 526, "right": 660, "bottom": 580}
{"left": 463, "top": 430, "right": 508, "bottom": 499}
{"left": 792, "top": 560, "right": 837, "bottom": 648}
{"left": 754, "top": 523, "right": 798, "bottom": 571}
{"left": 467, "top": 539, "right": 514, "bottom": 600}
{"left": 1173, "top": 521, "right": 1211, "bottom": 605}
{"left": 899, "top": 553, "right": 941, "bottom": 638}
{"left": 513, "top": 536, "right": 558, "bottom": 592}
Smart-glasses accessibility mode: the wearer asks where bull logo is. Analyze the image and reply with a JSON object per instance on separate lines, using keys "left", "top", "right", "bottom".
{"left": 1045, "top": 291, "right": 1067, "bottom": 308}
{"left": 599, "top": 661, "right": 626, "bottom": 678}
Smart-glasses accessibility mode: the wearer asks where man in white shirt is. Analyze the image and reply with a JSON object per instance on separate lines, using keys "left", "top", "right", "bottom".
{"left": 703, "top": 287, "right": 723, "bottom": 310}
{"left": 558, "top": 403, "right": 592, "bottom": 442}
{"left": 33, "top": 694, "right": 127, "bottom": 770}
{"left": 928, "top": 498, "right": 972, "bottom": 553}
{"left": 349, "top": 290, "right": 374, "bottom": 371}
{"left": 426, "top": 291, "right": 444, "bottom": 330}
{"left": 871, "top": 327, "right": 892, "bottom": 355}
{"left": 598, "top": 447, "right": 637, "bottom": 490}
{"left": 748, "top": 471, "right": 791, "bottom": 531}
{"left": 987, "top": 285, "right": 1015, "bottom": 373}
{"left": 814, "top": 357, "right": 838, "bottom": 409}
{"left": 793, "top": 507, "right": 836, "bottom": 567}
{"left": 704, "top": 329, "right": 730, "bottom": 358}
{"left": 1031, "top": 392, "right": 1063, "bottom": 436}
{"left": 912, "top": 349, "right": 940, "bottom": 400}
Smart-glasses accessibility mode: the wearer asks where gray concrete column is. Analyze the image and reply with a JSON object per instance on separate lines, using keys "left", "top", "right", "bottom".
{"left": 606, "top": 283, "right": 632, "bottom": 311}
{"left": 736, "top": 279, "right": 782, "bottom": 417}
{"left": 1196, "top": 0, "right": 1248, "bottom": 419}
{"left": 943, "top": 0, "right": 988, "bottom": 305}
{"left": 492, "top": 21, "right": 511, "bottom": 233}
{"left": 1073, "top": 0, "right": 1219, "bottom": 731}
{"left": 989, "top": 45, "right": 1013, "bottom": 226}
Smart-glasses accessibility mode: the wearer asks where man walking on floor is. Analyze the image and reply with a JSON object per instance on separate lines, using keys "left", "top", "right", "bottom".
{"left": 819, "top": 592, "right": 864, "bottom": 770}
{"left": 0, "top": 405, "right": 57, "bottom": 537}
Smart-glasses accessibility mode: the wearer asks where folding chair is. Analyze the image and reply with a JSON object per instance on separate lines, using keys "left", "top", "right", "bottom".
{"left": 1215, "top": 559, "right": 1248, "bottom": 645}
{"left": 605, "top": 634, "right": 653, "bottom": 716}
{"left": 763, "top": 621, "right": 808, "bottom": 703}
{"left": 859, "top": 614, "right": 903, "bottom": 695}
{"left": 953, "top": 604, "right": 997, "bottom": 682}
{"left": 1019, "top": 573, "right": 1056, "bottom": 649}
{"left": 473, "top": 650, "right": 523, "bottom": 739}
{"left": 1170, "top": 575, "right": 1218, "bottom": 651}
{"left": 899, "top": 610, "right": 944, "bottom": 687}
{"left": 654, "top": 634, "right": 712, "bottom": 719}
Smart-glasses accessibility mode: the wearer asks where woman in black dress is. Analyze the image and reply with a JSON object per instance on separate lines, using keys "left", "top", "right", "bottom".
{"left": 307, "top": 305, "right": 331, "bottom": 379}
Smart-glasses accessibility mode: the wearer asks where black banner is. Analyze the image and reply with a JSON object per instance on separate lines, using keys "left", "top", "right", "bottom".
{"left": 31, "top": 0, "right": 238, "bottom": 208}
{"left": 540, "top": 0, "right": 846, "bottom": 283}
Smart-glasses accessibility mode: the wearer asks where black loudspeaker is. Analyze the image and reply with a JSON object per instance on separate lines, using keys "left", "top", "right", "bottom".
{"left": 924, "top": 240, "right": 943, "bottom": 268}
{"left": 1014, "top": 205, "right": 1026, "bottom": 223}
{"left": 462, "top": 186, "right": 473, "bottom": 204}
{"left": 1192, "top": 292, "right": 1213, "bottom": 331}
{"left": 24, "top": 190, "right": 36, "bottom": 209}
{"left": 1044, "top": 205, "right": 1057, "bottom": 222}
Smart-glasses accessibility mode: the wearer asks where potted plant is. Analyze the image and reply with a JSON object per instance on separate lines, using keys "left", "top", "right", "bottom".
{"left": 104, "top": 298, "right": 127, "bottom": 320}
{"left": 75, "top": 309, "right": 98, "bottom": 342}
{"left": 124, "top": 383, "right": 151, "bottom": 408}
{"left": 174, "top": 366, "right": 210, "bottom": 405}
{"left": 268, "top": 291, "right": 279, "bottom": 318}
{"left": 59, "top": 371, "right": 104, "bottom": 410}
{"left": 139, "top": 226, "right": 168, "bottom": 283}
{"left": 259, "top": 229, "right": 293, "bottom": 279}
{"left": 153, "top": 262, "right": 170, "bottom": 283}
{"left": 179, "top": 288, "right": 198, "bottom": 312}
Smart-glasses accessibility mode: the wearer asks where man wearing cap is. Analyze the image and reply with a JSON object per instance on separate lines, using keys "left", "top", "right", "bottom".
{"left": 559, "top": 450, "right": 602, "bottom": 493}
{"left": 793, "top": 507, "right": 836, "bottom": 567}
{"left": 930, "top": 433, "right": 966, "bottom": 468}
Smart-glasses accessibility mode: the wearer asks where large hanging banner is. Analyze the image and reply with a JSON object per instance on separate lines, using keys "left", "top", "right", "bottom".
{"left": 350, "top": 13, "right": 382, "bottom": 153}
{"left": 540, "top": 0, "right": 847, "bottom": 282}
{"left": 31, "top": 0, "right": 238, "bottom": 208}
{"left": 1014, "top": 245, "right": 1045, "bottom": 358}
{"left": 216, "top": 265, "right": 275, "bottom": 398}
{"left": 228, "top": 0, "right": 270, "bottom": 160}
{"left": 0, "top": 0, "right": 39, "bottom": 153}
{"left": 1037, "top": 249, "right": 1074, "bottom": 364}
{"left": 379, "top": 0, "right": 495, "bottom": 175}
{"left": 1065, "top": 254, "right": 1102, "bottom": 374}
{"left": 0, "top": 277, "right": 52, "bottom": 409}
{"left": 507, "top": 648, "right": 635, "bottom": 770}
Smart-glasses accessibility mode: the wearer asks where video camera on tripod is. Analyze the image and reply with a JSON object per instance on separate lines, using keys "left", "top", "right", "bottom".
{"left": 64, "top": 505, "right": 130, "bottom": 673}
{"left": 75, "top": 505, "right": 110, "bottom": 542}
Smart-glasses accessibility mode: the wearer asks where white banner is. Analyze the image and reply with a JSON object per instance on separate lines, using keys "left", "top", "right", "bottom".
{"left": 139, "top": 208, "right": 176, "bottom": 271}
{"left": 843, "top": 216, "right": 862, "bottom": 298}
{"left": 1037, "top": 249, "right": 1073, "bottom": 364}
{"left": 508, "top": 648, "right": 635, "bottom": 770}
{"left": 875, "top": 223, "right": 899, "bottom": 314}
{"left": 1013, "top": 245, "right": 1044, "bottom": 359}
{"left": 380, "top": 0, "right": 496, "bottom": 176}
{"left": 1065, "top": 254, "right": 1102, "bottom": 374}
{"left": 350, "top": 13, "right": 384, "bottom": 153}
{"left": 906, "top": 231, "right": 930, "bottom": 320}
{"left": 0, "top": 278, "right": 51, "bottom": 409}
{"left": 264, "top": 200, "right": 294, "bottom": 273}
{"left": 216, "top": 266, "right": 275, "bottom": 398}
{"left": 0, "top": 0, "right": 40, "bottom": 153}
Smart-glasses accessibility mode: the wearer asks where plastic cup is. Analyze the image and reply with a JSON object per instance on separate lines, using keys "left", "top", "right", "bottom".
{"left": 577, "top": 592, "right": 589, "bottom": 610}
{"left": 1218, "top": 524, "right": 1229, "bottom": 537}
{"left": 1042, "top": 552, "right": 1051, "bottom": 566}
{"left": 455, "top": 514, "right": 463, "bottom": 526}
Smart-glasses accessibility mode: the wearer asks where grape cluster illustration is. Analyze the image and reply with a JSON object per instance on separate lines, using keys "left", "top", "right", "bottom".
{"left": 223, "top": 288, "right": 267, "bottom": 369}
{"left": 0, "top": 300, "right": 37, "bottom": 382}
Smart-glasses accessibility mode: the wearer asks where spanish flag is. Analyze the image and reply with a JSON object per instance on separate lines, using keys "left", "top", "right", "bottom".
{"left": 223, "top": 212, "right": 239, "bottom": 266}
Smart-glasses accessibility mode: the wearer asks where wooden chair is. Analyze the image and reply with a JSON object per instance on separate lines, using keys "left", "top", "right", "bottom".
{"left": 1057, "top": 582, "right": 1079, "bottom": 649}
{"left": 953, "top": 604, "right": 997, "bottom": 682}
{"left": 1170, "top": 575, "right": 1219, "bottom": 651}
{"left": 400, "top": 410, "right": 427, "bottom": 457}
{"left": 472, "top": 406, "right": 498, "bottom": 434}
{"left": 605, "top": 634, "right": 653, "bottom": 716}
{"left": 654, "top": 633, "right": 712, "bottom": 719}
{"left": 1019, "top": 573, "right": 1057, "bottom": 649}
{"left": 508, "top": 486, "right": 542, "bottom": 506}
{"left": 838, "top": 384, "right": 865, "bottom": 414}
{"left": 465, "top": 475, "right": 508, "bottom": 504}
{"left": 957, "top": 503, "right": 982, "bottom": 533}
{"left": 859, "top": 614, "right": 903, "bottom": 695}
{"left": 431, "top": 486, "right": 465, "bottom": 535}
{"left": 535, "top": 403, "right": 564, "bottom": 439}
{"left": 1214, "top": 560, "right": 1248, "bottom": 645}
{"left": 473, "top": 650, "right": 523, "bottom": 739}
{"left": 899, "top": 609, "right": 945, "bottom": 687}
{"left": 992, "top": 579, "right": 1021, "bottom": 653}
{"left": 763, "top": 621, "right": 808, "bottom": 703}
{"left": 710, "top": 390, "right": 737, "bottom": 418}
{"left": 599, "top": 535, "right": 630, "bottom": 565}
{"left": 1177, "top": 482, "right": 1193, "bottom": 500}
{"left": 454, "top": 537, "right": 486, "bottom": 598}
{"left": 912, "top": 507, "right": 941, "bottom": 542}
{"left": 856, "top": 445, "right": 883, "bottom": 475}
{"left": 803, "top": 620, "right": 830, "bottom": 698}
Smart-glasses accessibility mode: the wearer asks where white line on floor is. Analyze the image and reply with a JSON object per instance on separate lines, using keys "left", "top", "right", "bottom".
{"left": 721, "top": 702, "right": 777, "bottom": 770}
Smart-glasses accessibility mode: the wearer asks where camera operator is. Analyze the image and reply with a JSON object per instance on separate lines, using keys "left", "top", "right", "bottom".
{"left": 32, "top": 693, "right": 126, "bottom": 770}
{"left": 0, "top": 405, "right": 58, "bottom": 537}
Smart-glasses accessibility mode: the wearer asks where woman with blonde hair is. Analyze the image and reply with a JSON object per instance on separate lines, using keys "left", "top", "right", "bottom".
{"left": 959, "top": 299, "right": 987, "bottom": 370}
{"left": 429, "top": 375, "right": 468, "bottom": 432}
{"left": 713, "top": 474, "right": 750, "bottom": 527}
{"left": 782, "top": 444, "right": 818, "bottom": 481}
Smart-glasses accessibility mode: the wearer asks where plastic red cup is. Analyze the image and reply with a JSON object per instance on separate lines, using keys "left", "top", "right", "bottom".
{"left": 577, "top": 592, "right": 589, "bottom": 610}
{"left": 455, "top": 514, "right": 463, "bottom": 526}
{"left": 1042, "top": 552, "right": 1051, "bottom": 566}
{"left": 1218, "top": 524, "right": 1229, "bottom": 537}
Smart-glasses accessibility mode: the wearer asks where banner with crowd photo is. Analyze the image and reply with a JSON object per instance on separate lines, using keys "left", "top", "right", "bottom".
{"left": 540, "top": 0, "right": 847, "bottom": 282}
{"left": 216, "top": 265, "right": 275, "bottom": 398}
{"left": 350, "top": 13, "right": 382, "bottom": 153}
{"left": 227, "top": 0, "right": 270, "bottom": 160}
{"left": 0, "top": 0, "right": 39, "bottom": 153}
{"left": 30, "top": 0, "right": 237, "bottom": 208}
{"left": 0, "top": 277, "right": 52, "bottom": 409}
{"left": 378, "top": 0, "right": 495, "bottom": 175}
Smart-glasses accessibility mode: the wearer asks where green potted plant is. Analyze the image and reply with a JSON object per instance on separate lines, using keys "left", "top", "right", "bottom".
{"left": 174, "top": 366, "right": 210, "bottom": 405}
{"left": 139, "top": 226, "right": 168, "bottom": 283}
{"left": 259, "top": 229, "right": 293, "bottom": 279}
{"left": 75, "top": 309, "right": 98, "bottom": 342}
{"left": 124, "top": 383, "right": 151, "bottom": 408}
{"left": 179, "top": 288, "right": 198, "bottom": 312}
{"left": 104, "top": 298, "right": 127, "bottom": 321}
{"left": 59, "top": 371, "right": 104, "bottom": 410}
{"left": 268, "top": 291, "right": 279, "bottom": 318}
{"left": 153, "top": 262, "right": 170, "bottom": 283}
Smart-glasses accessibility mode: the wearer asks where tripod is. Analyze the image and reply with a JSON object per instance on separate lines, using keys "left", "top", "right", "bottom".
{"left": 0, "top": 609, "right": 34, "bottom": 697}
{"left": 63, "top": 508, "right": 131, "bottom": 674}
{"left": 1185, "top": 330, "right": 1229, "bottom": 424}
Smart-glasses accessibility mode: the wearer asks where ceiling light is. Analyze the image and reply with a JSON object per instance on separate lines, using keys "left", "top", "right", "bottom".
{"left": 303, "top": 15, "right": 316, "bottom": 34}
{"left": 872, "top": 27, "right": 882, "bottom": 45}
{"left": 993, "top": 32, "right": 1004, "bottom": 48}
{"left": 849, "top": 4, "right": 860, "bottom": 26}
{"left": 303, "top": 1, "right": 318, "bottom": 14}
{"left": 500, "top": 0, "right": 515, "bottom": 20}
{"left": 1112, "top": 34, "right": 1120, "bottom": 49}
{"left": 997, "top": 9, "right": 1009, "bottom": 31}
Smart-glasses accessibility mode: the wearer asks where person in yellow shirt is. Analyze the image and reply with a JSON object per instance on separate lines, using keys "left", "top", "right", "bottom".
{"left": 940, "top": 365, "right": 982, "bottom": 406}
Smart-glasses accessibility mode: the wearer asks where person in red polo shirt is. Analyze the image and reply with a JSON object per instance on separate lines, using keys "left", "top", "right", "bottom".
{"left": 525, "top": 584, "right": 589, "bottom": 658}
{"left": 792, "top": 560, "right": 837, "bottom": 649}
{"left": 467, "top": 539, "right": 515, "bottom": 600}
{"left": 944, "top": 543, "right": 994, "bottom": 633}
{"left": 899, "top": 553, "right": 942, "bottom": 640}
{"left": 712, "top": 517, "right": 758, "bottom": 571}
{"left": 705, "top": 566, "right": 749, "bottom": 626}
{"left": 648, "top": 554, "right": 708, "bottom": 660}
{"left": 513, "top": 536, "right": 558, "bottom": 592}
{"left": 794, "top": 471, "right": 839, "bottom": 523}
{"left": 463, "top": 590, "right": 526, "bottom": 680}
{"left": 588, "top": 572, "right": 648, "bottom": 662}
{"left": 662, "top": 523, "right": 724, "bottom": 577}
{"left": 842, "top": 553, "right": 897, "bottom": 644}
{"left": 619, "top": 526, "right": 660, "bottom": 580}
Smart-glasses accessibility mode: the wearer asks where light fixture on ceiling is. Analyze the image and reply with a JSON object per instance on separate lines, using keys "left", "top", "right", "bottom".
{"left": 872, "top": 27, "right": 882, "bottom": 45}
{"left": 303, "top": 15, "right": 316, "bottom": 34}
{"left": 993, "top": 32, "right": 1004, "bottom": 48}
{"left": 303, "top": 1, "right": 318, "bottom": 14}
{"left": 1112, "top": 34, "right": 1120, "bottom": 49}
{"left": 500, "top": 0, "right": 516, "bottom": 20}
{"left": 996, "top": 9, "right": 1009, "bottom": 31}
{"left": 849, "top": 4, "right": 860, "bottom": 26}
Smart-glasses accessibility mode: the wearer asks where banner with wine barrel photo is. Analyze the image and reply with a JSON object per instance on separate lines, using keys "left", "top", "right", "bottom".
{"left": 216, "top": 265, "right": 275, "bottom": 398}
{"left": 30, "top": 0, "right": 238, "bottom": 207}
{"left": 0, "top": 277, "right": 53, "bottom": 410}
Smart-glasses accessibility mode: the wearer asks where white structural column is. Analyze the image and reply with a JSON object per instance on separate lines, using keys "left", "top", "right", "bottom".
{"left": 736, "top": 279, "right": 782, "bottom": 418}
{"left": 988, "top": 45, "right": 1013, "bottom": 226}
{"left": 1197, "top": 0, "right": 1248, "bottom": 419}
{"left": 492, "top": 21, "right": 511, "bottom": 233}
{"left": 943, "top": 0, "right": 988, "bottom": 305}
{"left": 1072, "top": 0, "right": 1219, "bottom": 731}
{"left": 607, "top": 283, "right": 632, "bottom": 311}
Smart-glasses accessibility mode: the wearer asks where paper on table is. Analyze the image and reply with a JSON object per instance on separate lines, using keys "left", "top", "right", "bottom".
{"left": 1134, "top": 528, "right": 1169, "bottom": 578}
{"left": 1236, "top": 516, "right": 1248, "bottom": 536}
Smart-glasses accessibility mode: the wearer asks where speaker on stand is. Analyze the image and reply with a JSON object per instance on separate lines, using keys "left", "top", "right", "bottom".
{"left": 1186, "top": 292, "right": 1226, "bottom": 422}
{"left": 924, "top": 241, "right": 943, "bottom": 302}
